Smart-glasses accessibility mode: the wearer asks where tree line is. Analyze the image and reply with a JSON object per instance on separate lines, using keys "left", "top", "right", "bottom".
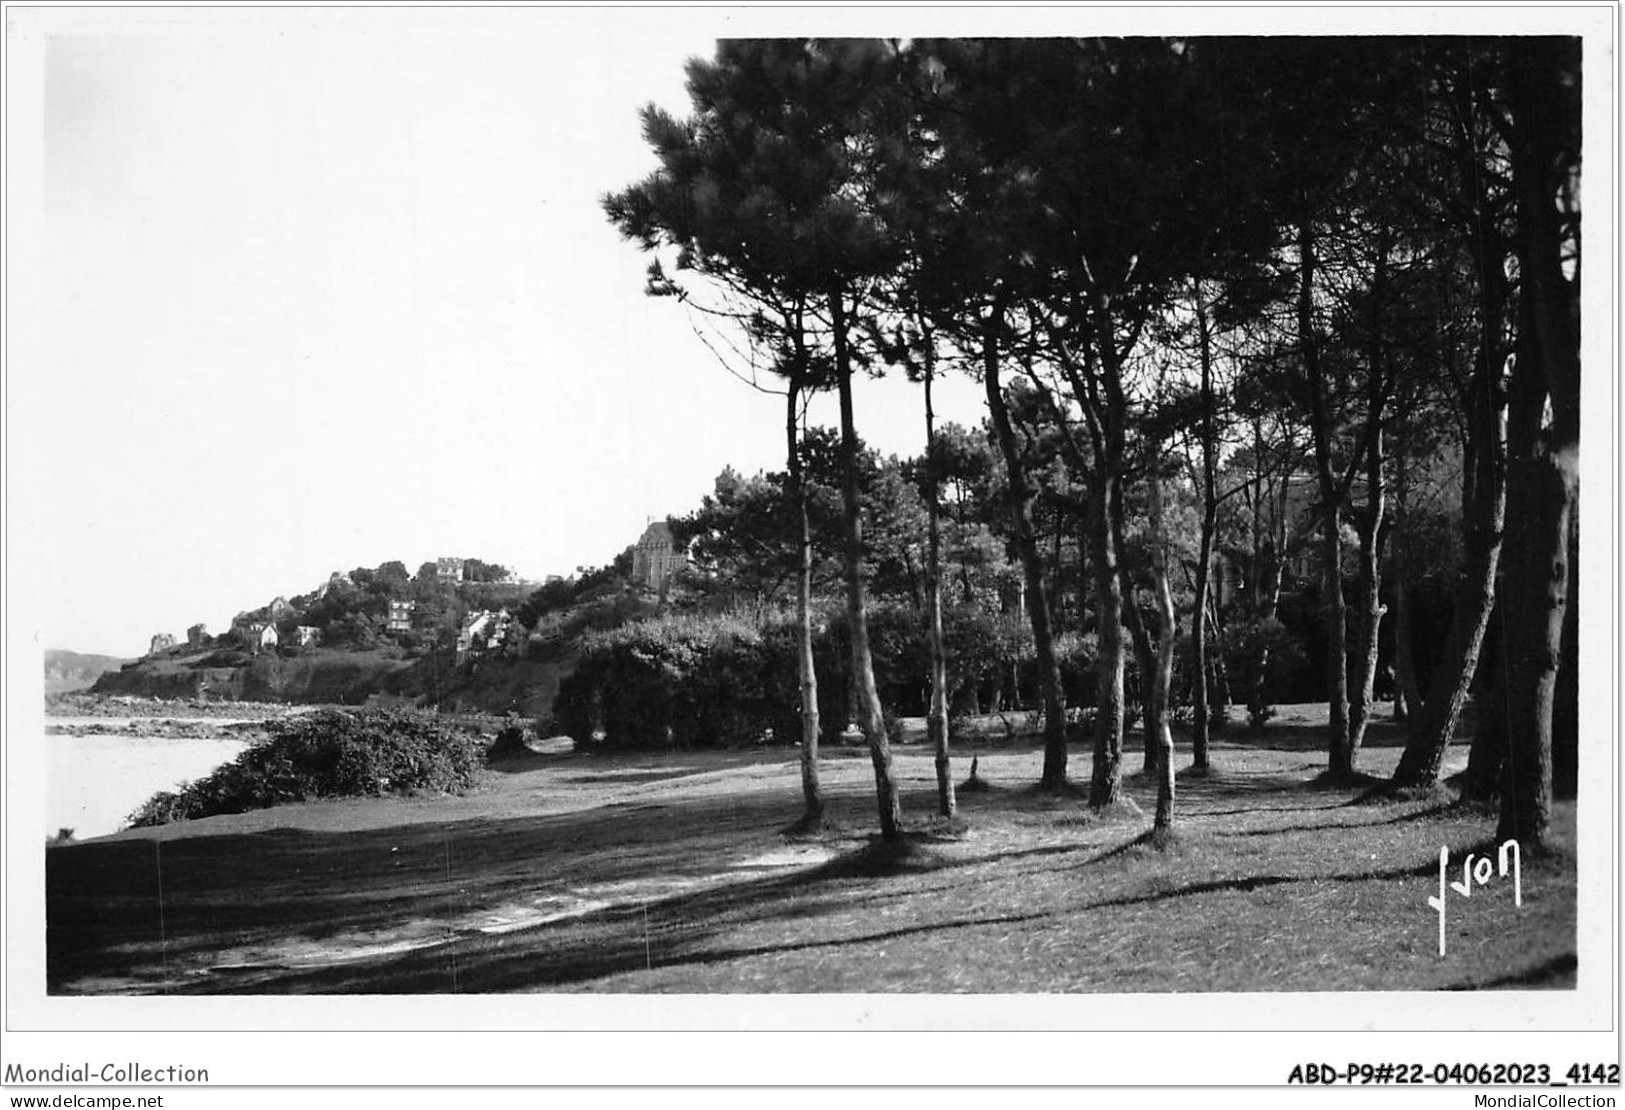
{"left": 603, "top": 36, "right": 1581, "bottom": 850}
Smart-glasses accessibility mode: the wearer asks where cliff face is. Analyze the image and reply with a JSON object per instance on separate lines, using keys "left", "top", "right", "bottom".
{"left": 90, "top": 648, "right": 572, "bottom": 720}
{"left": 91, "top": 650, "right": 415, "bottom": 704}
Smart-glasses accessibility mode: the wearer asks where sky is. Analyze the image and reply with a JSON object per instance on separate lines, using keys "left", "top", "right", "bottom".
{"left": 18, "top": 9, "right": 1000, "bottom": 658}
{"left": 9, "top": 5, "right": 1607, "bottom": 661}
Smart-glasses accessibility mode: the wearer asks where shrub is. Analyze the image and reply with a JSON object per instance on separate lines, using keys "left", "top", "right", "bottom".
{"left": 486, "top": 718, "right": 538, "bottom": 759}
{"left": 818, "top": 605, "right": 1031, "bottom": 725}
{"left": 1224, "top": 616, "right": 1307, "bottom": 729}
{"left": 556, "top": 613, "right": 795, "bottom": 750}
{"left": 1054, "top": 631, "right": 1099, "bottom": 708}
{"left": 552, "top": 600, "right": 1136, "bottom": 751}
{"left": 125, "top": 709, "right": 486, "bottom": 827}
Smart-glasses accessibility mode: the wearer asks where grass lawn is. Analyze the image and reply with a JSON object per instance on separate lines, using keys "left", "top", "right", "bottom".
{"left": 46, "top": 706, "right": 1576, "bottom": 995}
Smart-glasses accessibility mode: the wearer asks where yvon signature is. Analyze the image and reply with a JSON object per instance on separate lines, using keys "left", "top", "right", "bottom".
{"left": 1426, "top": 840, "right": 1522, "bottom": 956}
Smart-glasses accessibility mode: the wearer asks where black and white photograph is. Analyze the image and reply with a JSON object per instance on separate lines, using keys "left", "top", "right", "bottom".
{"left": 3, "top": 2, "right": 1617, "bottom": 1100}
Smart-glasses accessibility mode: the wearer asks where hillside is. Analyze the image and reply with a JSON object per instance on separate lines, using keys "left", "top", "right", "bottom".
{"left": 92, "top": 639, "right": 578, "bottom": 719}
{"left": 92, "top": 647, "right": 414, "bottom": 705}
{"left": 45, "top": 650, "right": 131, "bottom": 694}
{"left": 86, "top": 555, "right": 640, "bottom": 719}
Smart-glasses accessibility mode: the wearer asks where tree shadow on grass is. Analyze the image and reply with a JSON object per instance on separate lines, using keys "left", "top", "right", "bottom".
{"left": 1171, "top": 763, "right": 1404, "bottom": 812}
{"left": 1217, "top": 802, "right": 1454, "bottom": 839}
{"left": 482, "top": 751, "right": 581, "bottom": 776}
{"left": 806, "top": 834, "right": 954, "bottom": 878}
{"left": 1175, "top": 767, "right": 1332, "bottom": 797}
{"left": 1207, "top": 719, "right": 1416, "bottom": 753}
{"left": 192, "top": 844, "right": 1461, "bottom": 995}
{"left": 560, "top": 769, "right": 707, "bottom": 786}
{"left": 47, "top": 784, "right": 834, "bottom": 992}
{"left": 47, "top": 793, "right": 1093, "bottom": 994}
{"left": 1305, "top": 768, "right": 1390, "bottom": 792}
{"left": 1446, "top": 953, "right": 1576, "bottom": 990}
{"left": 1190, "top": 804, "right": 1348, "bottom": 819}
{"left": 47, "top": 754, "right": 1565, "bottom": 996}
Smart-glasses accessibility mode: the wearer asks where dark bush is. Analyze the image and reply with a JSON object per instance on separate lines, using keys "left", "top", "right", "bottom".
{"left": 555, "top": 602, "right": 1070, "bottom": 751}
{"left": 486, "top": 719, "right": 539, "bottom": 759}
{"left": 815, "top": 605, "right": 1031, "bottom": 727}
{"left": 556, "top": 613, "right": 795, "bottom": 750}
{"left": 125, "top": 708, "right": 486, "bottom": 827}
{"left": 1054, "top": 631, "right": 1099, "bottom": 708}
{"left": 552, "top": 666, "right": 599, "bottom": 747}
{"left": 1224, "top": 616, "right": 1308, "bottom": 728}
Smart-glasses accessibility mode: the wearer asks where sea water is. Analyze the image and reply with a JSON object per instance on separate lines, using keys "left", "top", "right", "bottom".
{"left": 46, "top": 731, "right": 252, "bottom": 839}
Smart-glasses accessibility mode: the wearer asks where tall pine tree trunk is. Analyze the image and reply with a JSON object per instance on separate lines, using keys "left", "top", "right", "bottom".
{"left": 1317, "top": 510, "right": 1352, "bottom": 775}
{"left": 1552, "top": 509, "right": 1578, "bottom": 799}
{"left": 1389, "top": 149, "right": 1514, "bottom": 788}
{"left": 786, "top": 376, "right": 823, "bottom": 828}
{"left": 1301, "top": 216, "right": 1354, "bottom": 778}
{"left": 1147, "top": 469, "right": 1177, "bottom": 830}
{"left": 1088, "top": 463, "right": 1126, "bottom": 809}
{"left": 982, "top": 302, "right": 1069, "bottom": 789}
{"left": 1194, "top": 592, "right": 1233, "bottom": 738}
{"left": 1085, "top": 290, "right": 1129, "bottom": 810}
{"left": 923, "top": 349, "right": 955, "bottom": 818}
{"left": 1248, "top": 479, "right": 1291, "bottom": 730}
{"left": 1497, "top": 447, "right": 1570, "bottom": 846}
{"left": 1348, "top": 246, "right": 1389, "bottom": 758}
{"left": 1191, "top": 281, "right": 1219, "bottom": 768}
{"left": 1348, "top": 499, "right": 1386, "bottom": 757}
{"left": 1124, "top": 591, "right": 1158, "bottom": 776}
{"left": 1458, "top": 596, "right": 1508, "bottom": 803}
{"left": 831, "top": 288, "right": 902, "bottom": 840}
{"left": 1495, "top": 36, "right": 1580, "bottom": 851}
{"left": 1105, "top": 472, "right": 1156, "bottom": 776}
{"left": 1191, "top": 532, "right": 1215, "bottom": 763}
{"left": 1205, "top": 593, "right": 1234, "bottom": 714}
{"left": 1497, "top": 305, "right": 1573, "bottom": 847}
{"left": 1390, "top": 432, "right": 1424, "bottom": 724}
{"left": 1390, "top": 359, "right": 1506, "bottom": 787}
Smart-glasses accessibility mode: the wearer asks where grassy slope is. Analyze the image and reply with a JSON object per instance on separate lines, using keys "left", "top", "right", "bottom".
{"left": 45, "top": 711, "right": 1576, "bottom": 996}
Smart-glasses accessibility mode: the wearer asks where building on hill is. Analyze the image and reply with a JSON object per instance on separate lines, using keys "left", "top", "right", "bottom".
{"left": 437, "top": 557, "right": 465, "bottom": 583}
{"left": 456, "top": 609, "right": 496, "bottom": 662}
{"left": 186, "top": 623, "right": 208, "bottom": 649}
{"left": 243, "top": 621, "right": 279, "bottom": 654}
{"left": 456, "top": 611, "right": 488, "bottom": 661}
{"left": 268, "top": 596, "right": 295, "bottom": 619}
{"left": 387, "top": 599, "right": 416, "bottom": 633}
{"left": 148, "top": 633, "right": 176, "bottom": 656}
{"left": 456, "top": 608, "right": 516, "bottom": 663}
{"left": 295, "top": 626, "right": 321, "bottom": 648}
{"left": 631, "top": 520, "right": 686, "bottom": 590}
